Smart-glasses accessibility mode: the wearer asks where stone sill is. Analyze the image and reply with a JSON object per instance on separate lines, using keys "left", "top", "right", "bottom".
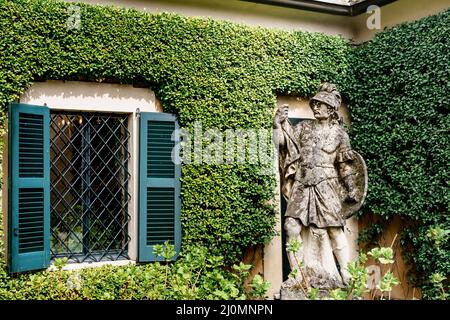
{"left": 47, "top": 259, "right": 136, "bottom": 272}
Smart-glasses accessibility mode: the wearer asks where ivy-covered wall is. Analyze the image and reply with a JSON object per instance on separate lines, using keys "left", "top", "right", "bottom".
{"left": 341, "top": 9, "right": 450, "bottom": 299}
{"left": 1, "top": 0, "right": 448, "bottom": 300}
{"left": 0, "top": 0, "right": 349, "bottom": 264}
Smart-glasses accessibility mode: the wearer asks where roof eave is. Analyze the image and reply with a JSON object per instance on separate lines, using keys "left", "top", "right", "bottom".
{"left": 240, "top": 0, "right": 398, "bottom": 16}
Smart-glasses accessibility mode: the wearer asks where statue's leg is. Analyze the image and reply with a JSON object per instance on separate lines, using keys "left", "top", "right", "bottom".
{"left": 284, "top": 217, "right": 303, "bottom": 279}
{"left": 328, "top": 227, "right": 352, "bottom": 285}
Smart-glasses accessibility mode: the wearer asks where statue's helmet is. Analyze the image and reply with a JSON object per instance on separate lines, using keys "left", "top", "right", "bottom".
{"left": 309, "top": 82, "right": 342, "bottom": 111}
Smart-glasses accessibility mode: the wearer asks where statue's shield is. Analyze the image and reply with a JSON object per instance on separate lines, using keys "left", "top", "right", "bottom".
{"left": 340, "top": 151, "right": 368, "bottom": 219}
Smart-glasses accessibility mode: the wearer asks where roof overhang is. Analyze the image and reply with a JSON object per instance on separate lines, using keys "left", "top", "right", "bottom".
{"left": 240, "top": 0, "right": 398, "bottom": 16}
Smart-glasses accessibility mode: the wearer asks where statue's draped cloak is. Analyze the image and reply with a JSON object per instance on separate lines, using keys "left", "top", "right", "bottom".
{"left": 279, "top": 120, "right": 355, "bottom": 228}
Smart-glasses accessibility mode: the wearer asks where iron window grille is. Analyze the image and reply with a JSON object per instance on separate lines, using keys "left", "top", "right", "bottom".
{"left": 49, "top": 112, "right": 131, "bottom": 263}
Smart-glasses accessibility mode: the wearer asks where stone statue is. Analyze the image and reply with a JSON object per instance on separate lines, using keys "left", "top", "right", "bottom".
{"left": 273, "top": 83, "right": 367, "bottom": 296}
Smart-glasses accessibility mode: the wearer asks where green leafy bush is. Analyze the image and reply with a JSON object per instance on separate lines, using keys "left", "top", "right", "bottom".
{"left": 0, "top": 241, "right": 269, "bottom": 300}
{"left": 286, "top": 239, "right": 401, "bottom": 300}
{"left": 341, "top": 9, "right": 450, "bottom": 298}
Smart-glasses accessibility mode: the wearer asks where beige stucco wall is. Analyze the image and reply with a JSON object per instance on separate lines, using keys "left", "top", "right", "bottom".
{"left": 20, "top": 80, "right": 160, "bottom": 114}
{"left": 359, "top": 215, "right": 421, "bottom": 300}
{"left": 19, "top": 80, "right": 162, "bottom": 262}
{"left": 65, "top": 0, "right": 353, "bottom": 38}
{"left": 351, "top": 0, "right": 450, "bottom": 43}
{"left": 66, "top": 0, "right": 449, "bottom": 43}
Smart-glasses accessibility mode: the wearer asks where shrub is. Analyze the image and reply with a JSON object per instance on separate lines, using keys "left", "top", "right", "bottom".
{"left": 0, "top": 241, "right": 269, "bottom": 300}
{"left": 341, "top": 9, "right": 450, "bottom": 298}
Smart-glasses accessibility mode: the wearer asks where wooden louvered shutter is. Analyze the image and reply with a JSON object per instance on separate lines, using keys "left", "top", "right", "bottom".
{"left": 138, "top": 112, "right": 181, "bottom": 262}
{"left": 8, "top": 103, "right": 50, "bottom": 272}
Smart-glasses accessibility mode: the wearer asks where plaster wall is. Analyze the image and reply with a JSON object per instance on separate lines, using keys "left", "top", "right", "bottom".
{"left": 351, "top": 0, "right": 450, "bottom": 43}
{"left": 66, "top": 0, "right": 449, "bottom": 44}
{"left": 359, "top": 215, "right": 422, "bottom": 300}
{"left": 64, "top": 0, "right": 353, "bottom": 38}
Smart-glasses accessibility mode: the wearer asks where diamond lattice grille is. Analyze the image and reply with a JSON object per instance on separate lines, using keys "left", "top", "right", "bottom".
{"left": 49, "top": 112, "right": 131, "bottom": 263}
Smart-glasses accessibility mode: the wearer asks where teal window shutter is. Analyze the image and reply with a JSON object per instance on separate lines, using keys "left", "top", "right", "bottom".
{"left": 139, "top": 112, "right": 181, "bottom": 262}
{"left": 8, "top": 103, "right": 50, "bottom": 272}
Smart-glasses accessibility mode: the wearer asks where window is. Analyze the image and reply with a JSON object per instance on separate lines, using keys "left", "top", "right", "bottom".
{"left": 6, "top": 103, "right": 181, "bottom": 273}
{"left": 49, "top": 112, "right": 131, "bottom": 263}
